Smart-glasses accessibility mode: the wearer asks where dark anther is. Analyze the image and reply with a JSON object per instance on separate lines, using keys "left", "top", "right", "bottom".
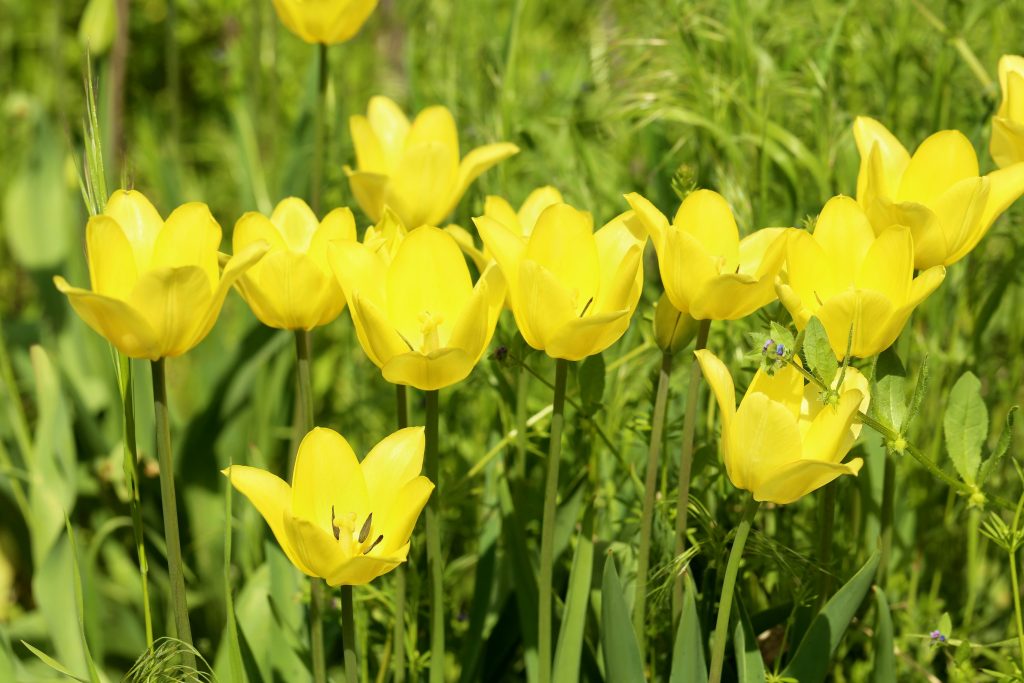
{"left": 365, "top": 534, "right": 384, "bottom": 554}
{"left": 331, "top": 505, "right": 340, "bottom": 541}
{"left": 579, "top": 297, "right": 594, "bottom": 317}
{"left": 359, "top": 513, "right": 373, "bottom": 544}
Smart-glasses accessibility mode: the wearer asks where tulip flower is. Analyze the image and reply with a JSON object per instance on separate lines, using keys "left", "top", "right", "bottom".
{"left": 775, "top": 195, "right": 944, "bottom": 358}
{"left": 626, "top": 190, "right": 791, "bottom": 321}
{"left": 474, "top": 202, "right": 646, "bottom": 361}
{"left": 695, "top": 349, "right": 869, "bottom": 504}
{"left": 328, "top": 225, "right": 505, "bottom": 391}
{"left": 446, "top": 186, "right": 564, "bottom": 271}
{"left": 233, "top": 198, "right": 355, "bottom": 331}
{"left": 224, "top": 427, "right": 433, "bottom": 585}
{"left": 271, "top": 0, "right": 378, "bottom": 45}
{"left": 347, "top": 96, "right": 519, "bottom": 229}
{"left": 54, "top": 190, "right": 266, "bottom": 360}
{"left": 854, "top": 116, "right": 1024, "bottom": 268}
{"left": 992, "top": 55, "right": 1024, "bottom": 168}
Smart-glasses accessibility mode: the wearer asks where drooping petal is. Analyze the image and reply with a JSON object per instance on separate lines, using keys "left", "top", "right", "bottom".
{"left": 222, "top": 465, "right": 311, "bottom": 575}
{"left": 738, "top": 227, "right": 790, "bottom": 278}
{"left": 694, "top": 349, "right": 736, "bottom": 430}
{"left": 672, "top": 189, "right": 740, "bottom": 270}
{"left": 53, "top": 277, "right": 160, "bottom": 359}
{"left": 291, "top": 428, "right": 369, "bottom": 534}
{"left": 976, "top": 161, "right": 1024, "bottom": 249}
{"left": 189, "top": 241, "right": 269, "bottom": 351}
{"left": 897, "top": 130, "right": 979, "bottom": 204}
{"left": 752, "top": 458, "right": 862, "bottom": 505}
{"left": 86, "top": 215, "right": 138, "bottom": 299}
{"left": 442, "top": 142, "right": 520, "bottom": 222}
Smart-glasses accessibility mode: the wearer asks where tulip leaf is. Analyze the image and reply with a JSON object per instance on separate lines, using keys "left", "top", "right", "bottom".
{"left": 871, "top": 587, "right": 895, "bottom": 683}
{"left": 732, "top": 598, "right": 765, "bottom": 683}
{"left": 944, "top": 372, "right": 988, "bottom": 485}
{"left": 553, "top": 509, "right": 594, "bottom": 683}
{"left": 868, "top": 349, "right": 906, "bottom": 435}
{"left": 670, "top": 576, "right": 707, "bottom": 683}
{"left": 781, "top": 551, "right": 879, "bottom": 683}
{"left": 600, "top": 556, "right": 645, "bottom": 683}
{"left": 803, "top": 317, "right": 838, "bottom": 386}
{"left": 978, "top": 406, "right": 1018, "bottom": 486}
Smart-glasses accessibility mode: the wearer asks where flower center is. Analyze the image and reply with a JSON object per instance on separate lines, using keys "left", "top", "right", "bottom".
{"left": 331, "top": 506, "right": 384, "bottom": 556}
{"left": 418, "top": 310, "right": 445, "bottom": 353}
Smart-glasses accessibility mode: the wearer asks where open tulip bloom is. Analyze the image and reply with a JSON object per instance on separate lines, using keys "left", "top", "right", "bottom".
{"left": 271, "top": 0, "right": 378, "bottom": 45}
{"left": 992, "top": 55, "right": 1024, "bottom": 169}
{"left": 54, "top": 190, "right": 267, "bottom": 360}
{"left": 695, "top": 350, "right": 869, "bottom": 504}
{"left": 224, "top": 427, "right": 433, "bottom": 586}
{"left": 854, "top": 116, "right": 1024, "bottom": 268}
{"left": 329, "top": 225, "right": 505, "bottom": 391}
{"left": 626, "top": 190, "right": 792, "bottom": 321}
{"left": 347, "top": 96, "right": 519, "bottom": 229}
{"left": 233, "top": 198, "right": 355, "bottom": 331}
{"left": 474, "top": 202, "right": 647, "bottom": 360}
{"left": 775, "top": 195, "right": 945, "bottom": 358}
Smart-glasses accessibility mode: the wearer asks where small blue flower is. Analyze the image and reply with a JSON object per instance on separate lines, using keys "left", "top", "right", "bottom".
{"left": 929, "top": 630, "right": 946, "bottom": 643}
{"left": 762, "top": 338, "right": 774, "bottom": 353}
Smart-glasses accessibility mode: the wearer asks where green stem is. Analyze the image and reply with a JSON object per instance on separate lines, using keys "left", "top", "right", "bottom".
{"left": 514, "top": 366, "right": 530, "bottom": 482}
{"left": 311, "top": 42, "right": 328, "bottom": 215}
{"left": 879, "top": 453, "right": 895, "bottom": 586}
{"left": 294, "top": 330, "right": 327, "bottom": 683}
{"left": 816, "top": 485, "right": 836, "bottom": 609}
{"left": 150, "top": 358, "right": 195, "bottom": 666}
{"left": 672, "top": 318, "right": 711, "bottom": 621}
{"left": 393, "top": 384, "right": 408, "bottom": 683}
{"left": 341, "top": 584, "right": 359, "bottom": 683}
{"left": 964, "top": 507, "right": 981, "bottom": 629}
{"left": 633, "top": 350, "right": 673, "bottom": 654}
{"left": 425, "top": 390, "right": 445, "bottom": 683}
{"left": 1011, "top": 560, "right": 1024, "bottom": 671}
{"left": 538, "top": 358, "right": 569, "bottom": 683}
{"left": 707, "top": 497, "right": 760, "bottom": 683}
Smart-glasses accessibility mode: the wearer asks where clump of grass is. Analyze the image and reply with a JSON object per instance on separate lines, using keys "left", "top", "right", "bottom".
{"left": 123, "top": 638, "right": 212, "bottom": 683}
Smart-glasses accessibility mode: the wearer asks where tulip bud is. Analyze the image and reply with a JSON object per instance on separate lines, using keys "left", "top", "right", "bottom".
{"left": 654, "top": 294, "right": 698, "bottom": 354}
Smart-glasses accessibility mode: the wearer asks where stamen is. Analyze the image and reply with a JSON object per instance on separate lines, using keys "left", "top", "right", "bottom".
{"left": 358, "top": 513, "right": 373, "bottom": 544}
{"left": 364, "top": 534, "right": 384, "bottom": 555}
{"left": 579, "top": 297, "right": 594, "bottom": 317}
{"left": 331, "top": 505, "right": 340, "bottom": 541}
{"left": 814, "top": 290, "right": 824, "bottom": 307}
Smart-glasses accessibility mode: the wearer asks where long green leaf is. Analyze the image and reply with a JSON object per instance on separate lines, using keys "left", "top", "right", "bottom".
{"left": 781, "top": 551, "right": 880, "bottom": 682}
{"left": 19, "top": 641, "right": 88, "bottom": 683}
{"left": 601, "top": 556, "right": 645, "bottom": 683}
{"left": 871, "top": 587, "right": 895, "bottom": 683}
{"left": 670, "top": 576, "right": 707, "bottom": 683}
{"left": 553, "top": 509, "right": 594, "bottom": 683}
{"left": 732, "top": 599, "right": 764, "bottom": 683}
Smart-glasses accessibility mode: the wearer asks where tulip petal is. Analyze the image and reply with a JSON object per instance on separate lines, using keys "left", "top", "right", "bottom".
{"left": 367, "top": 96, "right": 411, "bottom": 167}
{"left": 329, "top": 240, "right": 389, "bottom": 307}
{"left": 801, "top": 389, "right": 864, "bottom": 463}
{"left": 53, "top": 277, "right": 160, "bottom": 359}
{"left": 406, "top": 106, "right": 459, "bottom": 161}
{"left": 978, "top": 161, "right": 1024, "bottom": 246}
{"left": 234, "top": 211, "right": 288, "bottom": 254}
{"left": 998, "top": 56, "right": 1024, "bottom": 117}
{"left": 251, "top": 252, "right": 344, "bottom": 330}
{"left": 545, "top": 309, "right": 631, "bottom": 360}
{"left": 898, "top": 130, "right": 979, "bottom": 203}
{"left": 518, "top": 186, "right": 564, "bottom": 233}
{"left": 855, "top": 225, "right": 913, "bottom": 302}
{"left": 784, "top": 230, "right": 839, "bottom": 313}
{"left": 483, "top": 195, "right": 521, "bottom": 233}
{"left": 853, "top": 116, "right": 910, "bottom": 201}
{"left": 775, "top": 280, "right": 812, "bottom": 330}
{"left": 222, "top": 465, "right": 312, "bottom": 575}
{"left": 990, "top": 117, "right": 1024, "bottom": 170}
{"left": 732, "top": 392, "right": 803, "bottom": 495}
{"left": 673, "top": 189, "right": 740, "bottom": 270}
{"left": 812, "top": 196, "right": 875, "bottom": 287}
{"left": 360, "top": 427, "right": 426, "bottom": 495}
{"left": 128, "top": 266, "right": 213, "bottom": 358}
{"left": 474, "top": 214, "right": 526, "bottom": 289}
{"left": 594, "top": 212, "right": 645, "bottom": 312}
{"left": 934, "top": 178, "right": 991, "bottom": 266}
{"left": 190, "top": 241, "right": 269, "bottom": 349}
{"left": 739, "top": 227, "right": 790, "bottom": 278}
{"left": 689, "top": 272, "right": 768, "bottom": 321}
{"left": 103, "top": 190, "right": 164, "bottom": 269}
{"left": 284, "top": 515, "right": 345, "bottom": 579}
{"left": 348, "top": 292, "right": 409, "bottom": 369}
{"left": 694, "top": 349, "right": 736, "bottom": 430}
{"left": 321, "top": 0, "right": 377, "bottom": 43}
{"left": 745, "top": 364, "right": 803, "bottom": 418}
{"left": 443, "top": 142, "right": 520, "bottom": 223}
{"left": 387, "top": 142, "right": 459, "bottom": 228}
{"left": 382, "top": 348, "right": 474, "bottom": 390}
{"left": 659, "top": 229, "right": 719, "bottom": 316}
{"left": 270, "top": 197, "right": 320, "bottom": 252}
{"left": 291, "top": 428, "right": 369, "bottom": 535}
{"left": 814, "top": 290, "right": 896, "bottom": 358}
{"left": 153, "top": 202, "right": 222, "bottom": 290}
{"left": 310, "top": 207, "right": 357, "bottom": 270}
{"left": 447, "top": 263, "right": 504, "bottom": 362}
{"left": 513, "top": 259, "right": 577, "bottom": 351}
{"left": 444, "top": 225, "right": 489, "bottom": 273}
{"left": 753, "top": 458, "right": 862, "bottom": 505}
{"left": 350, "top": 114, "right": 387, "bottom": 174}
{"left": 325, "top": 544, "right": 409, "bottom": 587}
{"left": 86, "top": 215, "right": 138, "bottom": 299}
{"left": 525, "top": 204, "right": 600, "bottom": 309}
{"left": 375, "top": 477, "right": 433, "bottom": 551}
{"left": 346, "top": 169, "right": 389, "bottom": 224}
{"left": 623, "top": 192, "right": 670, "bottom": 253}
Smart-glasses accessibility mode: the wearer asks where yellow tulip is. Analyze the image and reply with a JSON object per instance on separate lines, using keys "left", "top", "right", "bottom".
{"left": 626, "top": 190, "right": 791, "bottom": 321}
{"left": 224, "top": 426, "right": 433, "bottom": 586}
{"left": 54, "top": 190, "right": 267, "bottom": 360}
{"left": 854, "top": 116, "right": 1024, "bottom": 268}
{"left": 233, "top": 198, "right": 355, "bottom": 330}
{"left": 347, "top": 96, "right": 519, "bottom": 228}
{"left": 271, "top": 0, "right": 378, "bottom": 45}
{"left": 328, "top": 225, "right": 505, "bottom": 390}
{"left": 475, "top": 202, "right": 646, "bottom": 360}
{"left": 775, "top": 196, "right": 944, "bottom": 358}
{"left": 695, "top": 349, "right": 869, "bottom": 504}
{"left": 992, "top": 55, "right": 1024, "bottom": 168}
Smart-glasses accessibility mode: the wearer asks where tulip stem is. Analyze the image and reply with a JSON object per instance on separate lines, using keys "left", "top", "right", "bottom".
{"left": 707, "top": 496, "right": 760, "bottom": 683}
{"left": 294, "top": 331, "right": 327, "bottom": 683}
{"left": 672, "top": 318, "right": 711, "bottom": 622}
{"left": 341, "top": 584, "right": 359, "bottom": 683}
{"left": 311, "top": 42, "right": 329, "bottom": 215}
{"left": 633, "top": 350, "right": 673, "bottom": 655}
{"left": 150, "top": 358, "right": 196, "bottom": 667}
{"left": 538, "top": 358, "right": 569, "bottom": 683}
{"left": 392, "top": 384, "right": 408, "bottom": 683}
{"left": 425, "top": 389, "right": 445, "bottom": 683}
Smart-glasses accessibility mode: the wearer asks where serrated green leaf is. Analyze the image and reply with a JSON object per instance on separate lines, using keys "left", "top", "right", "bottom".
{"left": 670, "top": 577, "right": 707, "bottom": 683}
{"left": 944, "top": 372, "right": 988, "bottom": 485}
{"left": 871, "top": 588, "right": 895, "bottom": 683}
{"left": 868, "top": 349, "right": 906, "bottom": 433}
{"left": 781, "top": 552, "right": 880, "bottom": 683}
{"left": 979, "top": 406, "right": 1018, "bottom": 486}
{"left": 601, "top": 556, "right": 645, "bottom": 683}
{"left": 803, "top": 317, "right": 837, "bottom": 386}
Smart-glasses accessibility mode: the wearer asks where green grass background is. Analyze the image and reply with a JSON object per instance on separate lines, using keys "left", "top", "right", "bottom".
{"left": 2, "top": 0, "right": 1024, "bottom": 680}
